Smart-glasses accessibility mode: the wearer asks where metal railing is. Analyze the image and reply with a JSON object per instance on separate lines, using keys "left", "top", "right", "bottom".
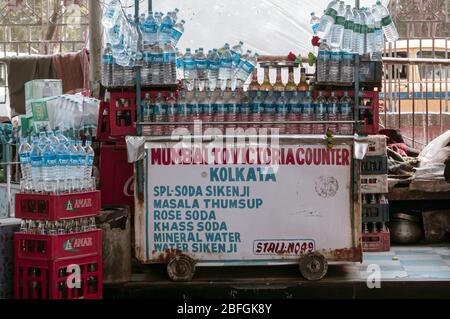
{"left": 381, "top": 38, "right": 450, "bottom": 150}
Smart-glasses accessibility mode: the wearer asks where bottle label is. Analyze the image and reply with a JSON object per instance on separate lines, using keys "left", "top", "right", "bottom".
{"left": 318, "top": 50, "right": 330, "bottom": 60}
{"left": 367, "top": 27, "right": 375, "bottom": 34}
{"left": 146, "top": 24, "right": 158, "bottom": 33}
{"left": 353, "top": 23, "right": 361, "bottom": 33}
{"left": 341, "top": 104, "right": 352, "bottom": 115}
{"left": 70, "top": 157, "right": 79, "bottom": 166}
{"left": 251, "top": 102, "right": 262, "bottom": 113}
{"left": 220, "top": 59, "right": 232, "bottom": 69}
{"left": 58, "top": 154, "right": 70, "bottom": 166}
{"left": 171, "top": 28, "right": 183, "bottom": 41}
{"left": 315, "top": 103, "right": 326, "bottom": 114}
{"left": 196, "top": 60, "right": 208, "bottom": 70}
{"left": 209, "top": 60, "right": 220, "bottom": 70}
{"left": 178, "top": 104, "right": 190, "bottom": 115}
{"left": 361, "top": 25, "right": 368, "bottom": 34}
{"left": 381, "top": 15, "right": 393, "bottom": 27}
{"left": 330, "top": 51, "right": 340, "bottom": 61}
{"left": 77, "top": 155, "right": 86, "bottom": 166}
{"left": 326, "top": 8, "right": 338, "bottom": 20}
{"left": 335, "top": 16, "right": 345, "bottom": 26}
{"left": 344, "top": 20, "right": 354, "bottom": 30}
{"left": 102, "top": 54, "right": 113, "bottom": 64}
{"left": 201, "top": 104, "right": 213, "bottom": 115}
{"left": 216, "top": 103, "right": 227, "bottom": 115}
{"left": 160, "top": 23, "right": 173, "bottom": 34}
{"left": 31, "top": 157, "right": 42, "bottom": 168}
{"left": 151, "top": 53, "right": 163, "bottom": 63}
{"left": 184, "top": 59, "right": 196, "bottom": 70}
{"left": 19, "top": 153, "right": 31, "bottom": 165}
{"left": 342, "top": 53, "right": 354, "bottom": 61}
{"left": 188, "top": 104, "right": 201, "bottom": 115}
{"left": 43, "top": 156, "right": 57, "bottom": 167}
{"left": 163, "top": 52, "right": 176, "bottom": 63}
{"left": 241, "top": 61, "right": 255, "bottom": 74}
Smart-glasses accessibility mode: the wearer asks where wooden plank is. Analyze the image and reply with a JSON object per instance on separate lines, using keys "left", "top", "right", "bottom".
{"left": 388, "top": 187, "right": 450, "bottom": 201}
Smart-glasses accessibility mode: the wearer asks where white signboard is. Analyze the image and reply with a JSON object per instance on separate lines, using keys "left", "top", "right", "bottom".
{"left": 140, "top": 142, "right": 355, "bottom": 264}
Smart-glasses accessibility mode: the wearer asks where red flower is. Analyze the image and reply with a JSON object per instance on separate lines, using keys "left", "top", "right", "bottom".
{"left": 312, "top": 36, "right": 321, "bottom": 47}
{"left": 287, "top": 52, "right": 296, "bottom": 62}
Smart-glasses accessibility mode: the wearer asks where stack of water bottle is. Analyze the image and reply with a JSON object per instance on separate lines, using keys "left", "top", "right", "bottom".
{"left": 19, "top": 217, "right": 97, "bottom": 236}
{"left": 141, "top": 89, "right": 355, "bottom": 136}
{"left": 314, "top": 0, "right": 398, "bottom": 84}
{"left": 18, "top": 130, "right": 95, "bottom": 194}
{"left": 101, "top": 0, "right": 185, "bottom": 87}
{"left": 180, "top": 42, "right": 259, "bottom": 92}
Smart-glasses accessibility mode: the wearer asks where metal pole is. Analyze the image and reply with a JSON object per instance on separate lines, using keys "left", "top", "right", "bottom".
{"left": 88, "top": 0, "right": 102, "bottom": 97}
{"left": 135, "top": 0, "right": 143, "bottom": 197}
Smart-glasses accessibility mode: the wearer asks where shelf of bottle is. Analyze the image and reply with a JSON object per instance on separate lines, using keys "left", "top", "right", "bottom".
{"left": 314, "top": 82, "right": 382, "bottom": 88}
{"left": 137, "top": 120, "right": 365, "bottom": 126}
{"left": 102, "top": 84, "right": 180, "bottom": 91}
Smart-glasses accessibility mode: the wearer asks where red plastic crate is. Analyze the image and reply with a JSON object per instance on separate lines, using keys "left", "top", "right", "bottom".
{"left": 362, "top": 231, "right": 390, "bottom": 252}
{"left": 15, "top": 191, "right": 101, "bottom": 221}
{"left": 15, "top": 230, "right": 101, "bottom": 261}
{"left": 14, "top": 254, "right": 102, "bottom": 299}
{"left": 100, "top": 143, "right": 134, "bottom": 212}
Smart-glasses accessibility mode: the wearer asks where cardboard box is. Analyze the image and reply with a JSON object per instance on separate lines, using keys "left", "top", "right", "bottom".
{"left": 25, "top": 79, "right": 62, "bottom": 115}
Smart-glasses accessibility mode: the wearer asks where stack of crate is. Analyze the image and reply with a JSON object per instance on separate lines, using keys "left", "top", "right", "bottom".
{"left": 361, "top": 135, "right": 390, "bottom": 252}
{"left": 13, "top": 191, "right": 102, "bottom": 299}
{"left": 0, "top": 219, "right": 21, "bottom": 299}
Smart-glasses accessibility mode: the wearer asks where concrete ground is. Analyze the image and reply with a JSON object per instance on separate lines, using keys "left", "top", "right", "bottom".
{"left": 103, "top": 245, "right": 450, "bottom": 299}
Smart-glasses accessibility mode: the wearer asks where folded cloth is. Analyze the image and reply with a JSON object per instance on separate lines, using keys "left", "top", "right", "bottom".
{"left": 52, "top": 48, "right": 89, "bottom": 93}
{"left": 2, "top": 55, "right": 56, "bottom": 116}
{"left": 389, "top": 143, "right": 420, "bottom": 157}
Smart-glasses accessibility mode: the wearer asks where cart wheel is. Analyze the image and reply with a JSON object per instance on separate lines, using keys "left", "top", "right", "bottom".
{"left": 167, "top": 255, "right": 196, "bottom": 282}
{"left": 299, "top": 252, "right": 328, "bottom": 281}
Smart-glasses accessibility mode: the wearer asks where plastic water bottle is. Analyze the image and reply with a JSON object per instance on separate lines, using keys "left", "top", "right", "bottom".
{"left": 314, "top": 91, "right": 327, "bottom": 134}
{"left": 143, "top": 11, "right": 158, "bottom": 45}
{"left": 371, "top": 7, "right": 384, "bottom": 60}
{"left": 352, "top": 9, "right": 362, "bottom": 55}
{"left": 317, "top": 40, "right": 330, "bottom": 83}
{"left": 68, "top": 140, "right": 80, "bottom": 182}
{"left": 365, "top": 10, "right": 376, "bottom": 54}
{"left": 151, "top": 43, "right": 164, "bottom": 84}
{"left": 55, "top": 139, "right": 69, "bottom": 190}
{"left": 262, "top": 92, "right": 276, "bottom": 132}
{"left": 102, "top": 0, "right": 121, "bottom": 29}
{"left": 84, "top": 141, "right": 95, "bottom": 181}
{"left": 341, "top": 52, "right": 354, "bottom": 83}
{"left": 218, "top": 44, "right": 232, "bottom": 91}
{"left": 340, "top": 92, "right": 354, "bottom": 135}
{"left": 342, "top": 5, "right": 354, "bottom": 52}
{"left": 310, "top": 12, "right": 320, "bottom": 34}
{"left": 183, "top": 48, "right": 196, "bottom": 91}
{"left": 330, "top": 1, "right": 346, "bottom": 49}
{"left": 101, "top": 43, "right": 113, "bottom": 87}
{"left": 190, "top": 90, "right": 202, "bottom": 133}
{"left": 158, "top": 12, "right": 174, "bottom": 45}
{"left": 154, "top": 12, "right": 163, "bottom": 25}
{"left": 300, "top": 91, "right": 313, "bottom": 134}
{"left": 327, "top": 92, "right": 339, "bottom": 134}
{"left": 317, "top": 0, "right": 338, "bottom": 39}
{"left": 214, "top": 91, "right": 226, "bottom": 132}
{"left": 275, "top": 92, "right": 288, "bottom": 134}
{"left": 30, "top": 138, "right": 43, "bottom": 191}
{"left": 195, "top": 48, "right": 208, "bottom": 91}
{"left": 286, "top": 92, "right": 298, "bottom": 134}
{"left": 231, "top": 41, "right": 244, "bottom": 70}
{"left": 76, "top": 141, "right": 86, "bottom": 185}
{"left": 141, "top": 93, "right": 153, "bottom": 136}
{"left": 165, "top": 92, "right": 177, "bottom": 135}
{"left": 18, "top": 137, "right": 32, "bottom": 181}
{"left": 236, "top": 53, "right": 258, "bottom": 88}
{"left": 359, "top": 10, "right": 367, "bottom": 55}
{"left": 153, "top": 93, "right": 166, "bottom": 136}
{"left": 163, "top": 42, "right": 177, "bottom": 84}
{"left": 207, "top": 49, "right": 220, "bottom": 91}
{"left": 168, "top": 9, "right": 180, "bottom": 22}
{"left": 176, "top": 91, "right": 190, "bottom": 133}
{"left": 175, "top": 48, "right": 184, "bottom": 81}
{"left": 55, "top": 129, "right": 69, "bottom": 144}
{"left": 42, "top": 140, "right": 57, "bottom": 192}
{"left": 250, "top": 91, "right": 263, "bottom": 129}
{"left": 170, "top": 19, "right": 185, "bottom": 47}
{"left": 329, "top": 50, "right": 341, "bottom": 83}
{"left": 375, "top": 0, "right": 399, "bottom": 42}
{"left": 47, "top": 131, "right": 59, "bottom": 146}
{"left": 240, "top": 92, "right": 251, "bottom": 130}
{"left": 225, "top": 91, "right": 238, "bottom": 130}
